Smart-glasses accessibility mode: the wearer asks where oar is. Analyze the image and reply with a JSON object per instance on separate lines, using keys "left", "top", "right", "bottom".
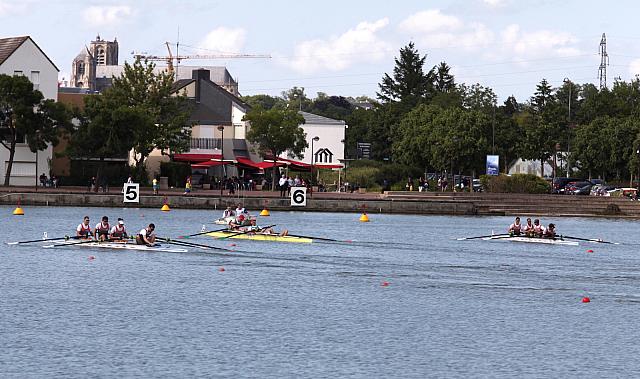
{"left": 217, "top": 224, "right": 277, "bottom": 240}
{"left": 561, "top": 235, "right": 620, "bottom": 245}
{"left": 157, "top": 237, "right": 231, "bottom": 251}
{"left": 285, "top": 233, "right": 349, "bottom": 243}
{"left": 457, "top": 233, "right": 510, "bottom": 241}
{"left": 177, "top": 227, "right": 228, "bottom": 239}
{"left": 42, "top": 238, "right": 98, "bottom": 248}
{"left": 7, "top": 235, "right": 81, "bottom": 245}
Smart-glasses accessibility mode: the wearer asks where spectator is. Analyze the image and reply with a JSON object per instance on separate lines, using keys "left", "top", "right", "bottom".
{"left": 51, "top": 176, "right": 58, "bottom": 188}
{"left": 184, "top": 175, "right": 192, "bottom": 195}
{"left": 152, "top": 176, "right": 159, "bottom": 195}
{"left": 39, "top": 173, "right": 47, "bottom": 187}
{"left": 88, "top": 177, "right": 96, "bottom": 192}
{"left": 279, "top": 175, "right": 288, "bottom": 197}
{"left": 406, "top": 176, "right": 414, "bottom": 191}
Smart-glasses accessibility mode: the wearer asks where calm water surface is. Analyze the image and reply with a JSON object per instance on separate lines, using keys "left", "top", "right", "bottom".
{"left": 1, "top": 205, "right": 640, "bottom": 378}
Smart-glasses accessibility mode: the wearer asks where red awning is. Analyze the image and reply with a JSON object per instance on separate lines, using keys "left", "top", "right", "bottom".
{"left": 236, "top": 156, "right": 285, "bottom": 169}
{"left": 174, "top": 153, "right": 222, "bottom": 162}
{"left": 276, "top": 157, "right": 311, "bottom": 169}
{"left": 191, "top": 160, "right": 229, "bottom": 169}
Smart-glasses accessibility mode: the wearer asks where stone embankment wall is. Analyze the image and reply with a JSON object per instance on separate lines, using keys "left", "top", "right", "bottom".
{"left": 2, "top": 190, "right": 639, "bottom": 217}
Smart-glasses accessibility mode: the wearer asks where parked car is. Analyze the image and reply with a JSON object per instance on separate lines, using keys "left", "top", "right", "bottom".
{"left": 472, "top": 179, "right": 483, "bottom": 192}
{"left": 564, "top": 181, "right": 593, "bottom": 194}
{"left": 590, "top": 184, "right": 616, "bottom": 196}
{"left": 572, "top": 184, "right": 592, "bottom": 195}
{"left": 551, "top": 177, "right": 582, "bottom": 194}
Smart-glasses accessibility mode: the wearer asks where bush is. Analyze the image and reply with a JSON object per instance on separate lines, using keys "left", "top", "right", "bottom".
{"left": 160, "top": 161, "right": 192, "bottom": 188}
{"left": 481, "top": 174, "right": 550, "bottom": 194}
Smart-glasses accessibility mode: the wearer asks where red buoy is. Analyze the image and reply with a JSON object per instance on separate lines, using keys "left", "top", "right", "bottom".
{"left": 218, "top": 267, "right": 225, "bottom": 272}
{"left": 582, "top": 296, "right": 590, "bottom": 303}
{"left": 586, "top": 249, "right": 594, "bottom": 253}
{"left": 381, "top": 281, "right": 390, "bottom": 287}
{"left": 88, "top": 256, "right": 96, "bottom": 260}
{"left": 229, "top": 243, "right": 236, "bottom": 247}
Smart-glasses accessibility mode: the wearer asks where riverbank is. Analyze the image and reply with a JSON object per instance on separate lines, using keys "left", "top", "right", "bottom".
{"left": 1, "top": 186, "right": 639, "bottom": 217}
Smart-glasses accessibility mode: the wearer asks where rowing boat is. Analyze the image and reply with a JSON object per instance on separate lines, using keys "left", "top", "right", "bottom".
{"left": 482, "top": 235, "right": 578, "bottom": 246}
{"left": 206, "top": 231, "right": 313, "bottom": 243}
{"left": 43, "top": 240, "right": 189, "bottom": 253}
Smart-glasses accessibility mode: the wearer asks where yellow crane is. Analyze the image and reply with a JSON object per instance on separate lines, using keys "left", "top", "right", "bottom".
{"left": 132, "top": 42, "right": 271, "bottom": 74}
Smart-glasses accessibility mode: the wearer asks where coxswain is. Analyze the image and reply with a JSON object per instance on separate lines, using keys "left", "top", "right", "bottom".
{"left": 223, "top": 206, "right": 235, "bottom": 218}
{"left": 109, "top": 218, "right": 128, "bottom": 240}
{"left": 76, "top": 216, "right": 92, "bottom": 239}
{"left": 508, "top": 217, "right": 522, "bottom": 236}
{"left": 532, "top": 219, "right": 544, "bottom": 238}
{"left": 136, "top": 223, "right": 156, "bottom": 245}
{"left": 94, "top": 216, "right": 110, "bottom": 241}
{"left": 522, "top": 217, "right": 534, "bottom": 237}
{"left": 544, "top": 223, "right": 557, "bottom": 239}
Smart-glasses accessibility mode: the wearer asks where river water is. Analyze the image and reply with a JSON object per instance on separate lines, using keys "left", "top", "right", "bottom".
{"left": 1, "top": 205, "right": 639, "bottom": 378}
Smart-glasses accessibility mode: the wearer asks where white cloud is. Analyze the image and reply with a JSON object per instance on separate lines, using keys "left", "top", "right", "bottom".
{"left": 481, "top": 0, "right": 506, "bottom": 7}
{"left": 199, "top": 27, "right": 247, "bottom": 53}
{"left": 283, "top": 18, "right": 391, "bottom": 74}
{"left": 0, "top": 0, "right": 26, "bottom": 16}
{"left": 82, "top": 5, "right": 133, "bottom": 27}
{"left": 398, "top": 10, "right": 463, "bottom": 34}
{"left": 500, "top": 24, "right": 580, "bottom": 61}
{"left": 629, "top": 59, "right": 640, "bottom": 77}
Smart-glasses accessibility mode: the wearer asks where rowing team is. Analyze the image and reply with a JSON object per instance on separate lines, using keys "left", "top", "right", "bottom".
{"left": 225, "top": 213, "right": 288, "bottom": 236}
{"left": 76, "top": 215, "right": 158, "bottom": 245}
{"left": 508, "top": 217, "right": 557, "bottom": 238}
{"left": 222, "top": 204, "right": 250, "bottom": 219}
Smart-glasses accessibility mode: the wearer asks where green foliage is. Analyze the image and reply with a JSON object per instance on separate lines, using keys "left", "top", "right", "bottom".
{"left": 0, "top": 74, "right": 72, "bottom": 185}
{"left": 481, "top": 174, "right": 550, "bottom": 193}
{"left": 377, "top": 42, "right": 434, "bottom": 108}
{"left": 160, "top": 161, "right": 192, "bottom": 188}
{"left": 242, "top": 94, "right": 286, "bottom": 110}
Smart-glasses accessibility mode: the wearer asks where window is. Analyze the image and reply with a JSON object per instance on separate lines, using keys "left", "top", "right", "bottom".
{"left": 13, "top": 71, "right": 23, "bottom": 76}
{"left": 78, "top": 62, "right": 85, "bottom": 76}
{"left": 30, "top": 71, "right": 40, "bottom": 90}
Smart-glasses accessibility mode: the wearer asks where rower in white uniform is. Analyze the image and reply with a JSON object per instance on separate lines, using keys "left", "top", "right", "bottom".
{"left": 508, "top": 217, "right": 522, "bottom": 236}
{"left": 76, "top": 216, "right": 92, "bottom": 239}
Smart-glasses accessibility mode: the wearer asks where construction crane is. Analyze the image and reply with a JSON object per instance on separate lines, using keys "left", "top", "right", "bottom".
{"left": 132, "top": 41, "right": 271, "bottom": 74}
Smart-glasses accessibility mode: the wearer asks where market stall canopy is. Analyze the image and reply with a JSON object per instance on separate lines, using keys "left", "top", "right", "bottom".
{"left": 191, "top": 160, "right": 229, "bottom": 169}
{"left": 174, "top": 153, "right": 222, "bottom": 162}
{"left": 236, "top": 156, "right": 285, "bottom": 169}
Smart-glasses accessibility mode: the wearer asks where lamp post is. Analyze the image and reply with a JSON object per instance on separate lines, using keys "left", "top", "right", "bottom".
{"left": 563, "top": 78, "right": 572, "bottom": 178}
{"left": 217, "top": 125, "right": 225, "bottom": 197}
{"left": 311, "top": 136, "right": 319, "bottom": 184}
{"left": 636, "top": 149, "right": 640, "bottom": 192}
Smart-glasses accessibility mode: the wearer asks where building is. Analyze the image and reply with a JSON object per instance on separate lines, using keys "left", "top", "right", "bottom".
{"left": 295, "top": 111, "right": 346, "bottom": 168}
{"left": 0, "top": 36, "right": 59, "bottom": 186}
{"left": 70, "top": 35, "right": 118, "bottom": 91}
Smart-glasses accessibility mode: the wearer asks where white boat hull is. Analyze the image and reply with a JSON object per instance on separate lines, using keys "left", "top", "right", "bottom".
{"left": 482, "top": 236, "right": 579, "bottom": 246}
{"left": 43, "top": 240, "right": 188, "bottom": 253}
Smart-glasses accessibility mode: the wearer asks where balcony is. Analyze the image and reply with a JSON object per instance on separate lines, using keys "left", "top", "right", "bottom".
{"left": 190, "top": 138, "right": 221, "bottom": 150}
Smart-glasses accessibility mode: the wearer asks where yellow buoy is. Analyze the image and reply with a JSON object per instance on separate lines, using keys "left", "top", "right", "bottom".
{"left": 161, "top": 204, "right": 170, "bottom": 212}
{"left": 13, "top": 207, "right": 24, "bottom": 215}
{"left": 260, "top": 209, "right": 270, "bottom": 216}
{"left": 359, "top": 213, "right": 369, "bottom": 222}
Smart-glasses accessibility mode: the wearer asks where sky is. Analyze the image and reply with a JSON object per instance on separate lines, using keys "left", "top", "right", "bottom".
{"left": 3, "top": 0, "right": 640, "bottom": 103}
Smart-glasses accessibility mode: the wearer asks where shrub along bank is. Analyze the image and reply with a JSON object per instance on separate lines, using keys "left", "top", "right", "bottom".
{"left": 480, "top": 174, "right": 550, "bottom": 194}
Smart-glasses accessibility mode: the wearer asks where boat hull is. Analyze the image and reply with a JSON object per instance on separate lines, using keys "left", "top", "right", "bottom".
{"left": 44, "top": 240, "right": 188, "bottom": 253}
{"left": 206, "top": 231, "right": 312, "bottom": 243}
{"left": 482, "top": 236, "right": 578, "bottom": 246}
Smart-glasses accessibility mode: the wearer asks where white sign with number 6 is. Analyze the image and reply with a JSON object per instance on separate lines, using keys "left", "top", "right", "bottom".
{"left": 290, "top": 187, "right": 307, "bottom": 207}
{"left": 123, "top": 183, "right": 140, "bottom": 203}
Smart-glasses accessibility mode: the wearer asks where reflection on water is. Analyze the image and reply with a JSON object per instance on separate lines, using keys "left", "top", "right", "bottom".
{"left": 1, "top": 206, "right": 639, "bottom": 377}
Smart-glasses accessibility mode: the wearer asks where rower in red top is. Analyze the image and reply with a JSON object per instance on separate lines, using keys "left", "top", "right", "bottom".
{"left": 109, "top": 217, "right": 128, "bottom": 240}
{"left": 544, "top": 223, "right": 557, "bottom": 239}
{"left": 522, "top": 217, "right": 534, "bottom": 237}
{"left": 94, "top": 216, "right": 111, "bottom": 241}
{"left": 76, "top": 216, "right": 92, "bottom": 239}
{"left": 532, "top": 219, "right": 544, "bottom": 238}
{"left": 508, "top": 217, "right": 522, "bottom": 236}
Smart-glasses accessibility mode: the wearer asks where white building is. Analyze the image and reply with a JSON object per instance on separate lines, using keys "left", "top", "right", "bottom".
{"left": 295, "top": 111, "right": 346, "bottom": 168}
{"left": 0, "top": 36, "right": 59, "bottom": 185}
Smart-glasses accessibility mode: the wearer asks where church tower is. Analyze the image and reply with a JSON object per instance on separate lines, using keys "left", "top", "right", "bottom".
{"left": 70, "top": 35, "right": 118, "bottom": 91}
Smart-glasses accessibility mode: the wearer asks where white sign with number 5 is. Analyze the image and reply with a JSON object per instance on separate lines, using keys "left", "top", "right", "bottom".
{"left": 290, "top": 187, "right": 307, "bottom": 207}
{"left": 123, "top": 183, "right": 140, "bottom": 203}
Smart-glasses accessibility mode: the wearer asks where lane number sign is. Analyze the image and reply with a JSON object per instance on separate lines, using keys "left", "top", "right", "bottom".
{"left": 290, "top": 187, "right": 307, "bottom": 207}
{"left": 123, "top": 183, "right": 140, "bottom": 203}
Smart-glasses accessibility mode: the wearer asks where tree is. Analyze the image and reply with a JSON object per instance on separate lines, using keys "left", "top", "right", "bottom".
{"left": 0, "top": 74, "right": 71, "bottom": 186}
{"left": 242, "top": 94, "right": 287, "bottom": 110}
{"left": 282, "top": 86, "right": 310, "bottom": 111}
{"left": 244, "top": 107, "right": 307, "bottom": 189}
{"left": 530, "top": 79, "right": 554, "bottom": 112}
{"left": 377, "top": 42, "right": 434, "bottom": 109}
{"left": 461, "top": 83, "right": 497, "bottom": 112}
{"left": 107, "top": 59, "right": 192, "bottom": 181}
{"left": 433, "top": 62, "right": 455, "bottom": 93}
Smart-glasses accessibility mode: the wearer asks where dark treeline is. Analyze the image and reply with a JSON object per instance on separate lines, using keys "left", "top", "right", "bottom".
{"left": 243, "top": 42, "right": 640, "bottom": 182}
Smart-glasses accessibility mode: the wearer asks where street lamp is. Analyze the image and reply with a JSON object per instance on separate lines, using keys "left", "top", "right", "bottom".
{"left": 563, "top": 78, "right": 572, "bottom": 178}
{"left": 636, "top": 149, "right": 640, "bottom": 192}
{"left": 311, "top": 136, "right": 319, "bottom": 184}
{"left": 217, "top": 125, "right": 225, "bottom": 197}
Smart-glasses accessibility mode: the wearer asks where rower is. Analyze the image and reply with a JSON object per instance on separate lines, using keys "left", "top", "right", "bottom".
{"left": 508, "top": 217, "right": 522, "bottom": 236}
{"left": 76, "top": 216, "right": 92, "bottom": 239}
{"left": 235, "top": 203, "right": 248, "bottom": 218}
{"left": 136, "top": 223, "right": 156, "bottom": 246}
{"left": 222, "top": 206, "right": 235, "bottom": 218}
{"left": 229, "top": 214, "right": 249, "bottom": 230}
{"left": 532, "top": 219, "right": 544, "bottom": 238}
{"left": 251, "top": 219, "right": 288, "bottom": 237}
{"left": 109, "top": 218, "right": 128, "bottom": 240}
{"left": 544, "top": 223, "right": 557, "bottom": 239}
{"left": 523, "top": 218, "right": 534, "bottom": 237}
{"left": 94, "top": 216, "right": 111, "bottom": 241}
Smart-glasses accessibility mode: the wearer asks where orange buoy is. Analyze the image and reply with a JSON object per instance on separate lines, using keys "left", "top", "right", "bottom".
{"left": 582, "top": 296, "right": 591, "bottom": 303}
{"left": 381, "top": 281, "right": 390, "bottom": 287}
{"left": 359, "top": 213, "right": 370, "bottom": 222}
{"left": 260, "top": 208, "right": 270, "bottom": 216}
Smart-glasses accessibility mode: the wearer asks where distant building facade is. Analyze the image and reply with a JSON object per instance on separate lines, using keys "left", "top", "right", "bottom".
{"left": 71, "top": 35, "right": 119, "bottom": 91}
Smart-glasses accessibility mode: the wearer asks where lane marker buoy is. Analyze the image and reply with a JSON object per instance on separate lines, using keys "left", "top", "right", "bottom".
{"left": 88, "top": 256, "right": 96, "bottom": 261}
{"left": 161, "top": 196, "right": 170, "bottom": 211}
{"left": 359, "top": 212, "right": 369, "bottom": 222}
{"left": 381, "top": 281, "right": 390, "bottom": 287}
{"left": 582, "top": 296, "right": 591, "bottom": 303}
{"left": 586, "top": 249, "right": 594, "bottom": 253}
{"left": 13, "top": 198, "right": 24, "bottom": 215}
{"left": 260, "top": 209, "right": 270, "bottom": 216}
{"left": 218, "top": 267, "right": 225, "bottom": 272}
